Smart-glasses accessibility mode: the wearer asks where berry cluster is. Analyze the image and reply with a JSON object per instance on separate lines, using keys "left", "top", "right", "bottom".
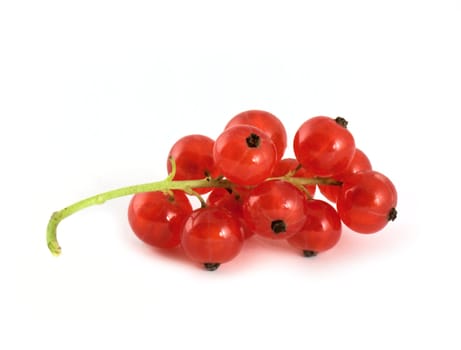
{"left": 127, "top": 110, "right": 398, "bottom": 271}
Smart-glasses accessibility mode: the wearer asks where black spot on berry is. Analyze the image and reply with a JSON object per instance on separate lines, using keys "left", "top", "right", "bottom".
{"left": 246, "top": 133, "right": 260, "bottom": 148}
{"left": 388, "top": 207, "right": 397, "bottom": 221}
{"left": 271, "top": 220, "right": 286, "bottom": 234}
{"left": 303, "top": 250, "right": 318, "bottom": 258}
{"left": 204, "top": 262, "right": 220, "bottom": 271}
{"left": 335, "top": 116, "right": 348, "bottom": 128}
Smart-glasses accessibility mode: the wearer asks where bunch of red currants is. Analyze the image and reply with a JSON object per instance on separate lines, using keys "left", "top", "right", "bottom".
{"left": 127, "top": 110, "right": 398, "bottom": 271}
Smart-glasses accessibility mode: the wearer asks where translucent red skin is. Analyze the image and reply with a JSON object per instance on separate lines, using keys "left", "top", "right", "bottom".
{"left": 287, "top": 199, "right": 342, "bottom": 253}
{"left": 206, "top": 187, "right": 254, "bottom": 239}
{"left": 128, "top": 191, "right": 193, "bottom": 249}
{"left": 271, "top": 158, "right": 316, "bottom": 197}
{"left": 337, "top": 170, "right": 397, "bottom": 234}
{"left": 181, "top": 207, "right": 245, "bottom": 264}
{"left": 242, "top": 180, "right": 307, "bottom": 240}
{"left": 213, "top": 125, "right": 277, "bottom": 186}
{"left": 167, "top": 134, "right": 217, "bottom": 194}
{"left": 225, "top": 109, "right": 287, "bottom": 160}
{"left": 294, "top": 116, "right": 356, "bottom": 177}
{"left": 319, "top": 149, "right": 372, "bottom": 203}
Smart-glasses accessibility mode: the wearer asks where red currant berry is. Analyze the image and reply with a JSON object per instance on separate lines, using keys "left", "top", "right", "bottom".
{"left": 294, "top": 116, "right": 356, "bottom": 177}
{"left": 167, "top": 134, "right": 217, "bottom": 194}
{"left": 213, "top": 125, "right": 277, "bottom": 186}
{"left": 243, "top": 180, "right": 307, "bottom": 239}
{"left": 128, "top": 191, "right": 192, "bottom": 249}
{"left": 225, "top": 110, "right": 287, "bottom": 160}
{"left": 181, "top": 206, "right": 245, "bottom": 270}
{"left": 272, "top": 158, "right": 316, "bottom": 197}
{"left": 206, "top": 187, "right": 254, "bottom": 239}
{"left": 319, "top": 148, "right": 372, "bottom": 203}
{"left": 287, "top": 199, "right": 342, "bottom": 256}
{"left": 337, "top": 170, "right": 397, "bottom": 234}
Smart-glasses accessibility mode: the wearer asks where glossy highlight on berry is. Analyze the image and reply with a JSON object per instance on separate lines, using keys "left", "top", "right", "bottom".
{"left": 294, "top": 116, "right": 356, "bottom": 177}
{"left": 225, "top": 109, "right": 287, "bottom": 160}
{"left": 287, "top": 199, "right": 342, "bottom": 255}
{"left": 128, "top": 190, "right": 193, "bottom": 249}
{"left": 167, "top": 134, "right": 217, "bottom": 194}
{"left": 181, "top": 206, "right": 245, "bottom": 269}
{"left": 213, "top": 125, "right": 277, "bottom": 186}
{"left": 243, "top": 180, "right": 307, "bottom": 240}
{"left": 319, "top": 148, "right": 372, "bottom": 203}
{"left": 337, "top": 170, "right": 397, "bottom": 234}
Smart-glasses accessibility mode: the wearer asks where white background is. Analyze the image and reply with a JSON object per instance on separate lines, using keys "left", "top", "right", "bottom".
{"left": 1, "top": 1, "right": 460, "bottom": 349}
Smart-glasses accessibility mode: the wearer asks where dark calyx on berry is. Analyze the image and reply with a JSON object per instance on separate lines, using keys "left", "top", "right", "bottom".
{"left": 334, "top": 117, "right": 348, "bottom": 128}
{"left": 303, "top": 250, "right": 318, "bottom": 258}
{"left": 388, "top": 207, "right": 398, "bottom": 221}
{"left": 204, "top": 262, "right": 221, "bottom": 271}
{"left": 246, "top": 133, "right": 261, "bottom": 148}
{"left": 271, "top": 220, "right": 287, "bottom": 234}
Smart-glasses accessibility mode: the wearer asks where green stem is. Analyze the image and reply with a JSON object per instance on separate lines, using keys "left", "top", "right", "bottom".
{"left": 46, "top": 165, "right": 341, "bottom": 256}
{"left": 46, "top": 176, "right": 232, "bottom": 256}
